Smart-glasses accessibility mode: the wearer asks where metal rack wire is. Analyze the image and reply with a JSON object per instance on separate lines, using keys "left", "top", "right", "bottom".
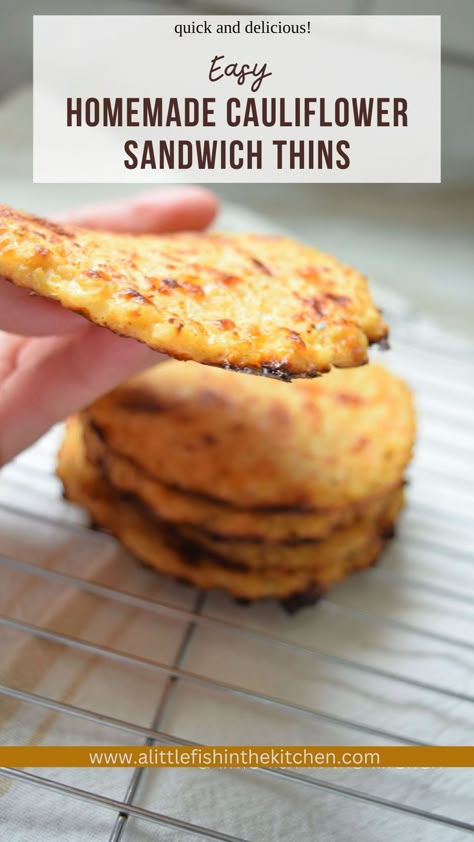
{"left": 0, "top": 314, "right": 473, "bottom": 841}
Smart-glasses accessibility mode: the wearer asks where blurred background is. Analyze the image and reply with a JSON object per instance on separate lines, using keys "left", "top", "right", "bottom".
{"left": 0, "top": 0, "right": 473, "bottom": 336}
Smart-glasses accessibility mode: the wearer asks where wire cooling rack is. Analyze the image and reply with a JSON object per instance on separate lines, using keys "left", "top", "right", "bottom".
{"left": 0, "top": 307, "right": 473, "bottom": 842}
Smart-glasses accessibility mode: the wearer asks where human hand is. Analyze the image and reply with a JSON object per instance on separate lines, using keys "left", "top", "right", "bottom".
{"left": 0, "top": 187, "right": 218, "bottom": 464}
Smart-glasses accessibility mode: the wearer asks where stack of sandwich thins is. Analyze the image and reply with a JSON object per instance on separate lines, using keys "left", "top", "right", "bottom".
{"left": 58, "top": 360, "right": 415, "bottom": 612}
{"left": 0, "top": 202, "right": 414, "bottom": 610}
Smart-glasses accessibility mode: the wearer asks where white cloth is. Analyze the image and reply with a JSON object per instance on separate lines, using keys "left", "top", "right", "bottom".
{"left": 0, "top": 292, "right": 473, "bottom": 841}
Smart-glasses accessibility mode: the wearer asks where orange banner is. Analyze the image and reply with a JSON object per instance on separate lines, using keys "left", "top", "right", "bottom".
{"left": 1, "top": 745, "right": 474, "bottom": 768}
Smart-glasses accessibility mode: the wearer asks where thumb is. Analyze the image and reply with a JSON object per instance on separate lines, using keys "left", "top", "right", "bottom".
{"left": 0, "top": 326, "right": 163, "bottom": 464}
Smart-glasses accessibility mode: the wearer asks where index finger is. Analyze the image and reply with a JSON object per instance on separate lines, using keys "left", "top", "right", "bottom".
{"left": 60, "top": 186, "right": 218, "bottom": 233}
{"left": 0, "top": 186, "right": 218, "bottom": 336}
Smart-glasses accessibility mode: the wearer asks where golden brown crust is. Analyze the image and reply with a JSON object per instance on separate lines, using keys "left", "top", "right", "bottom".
{"left": 0, "top": 204, "right": 388, "bottom": 378}
{"left": 57, "top": 417, "right": 394, "bottom": 601}
{"left": 83, "top": 418, "right": 383, "bottom": 542}
{"left": 178, "top": 488, "right": 403, "bottom": 570}
{"left": 86, "top": 360, "right": 416, "bottom": 510}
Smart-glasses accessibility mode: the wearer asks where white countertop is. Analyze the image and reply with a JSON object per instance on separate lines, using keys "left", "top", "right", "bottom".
{"left": 1, "top": 310, "right": 474, "bottom": 842}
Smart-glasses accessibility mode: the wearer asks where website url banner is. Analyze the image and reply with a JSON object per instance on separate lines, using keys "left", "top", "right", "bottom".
{"left": 2, "top": 745, "right": 474, "bottom": 767}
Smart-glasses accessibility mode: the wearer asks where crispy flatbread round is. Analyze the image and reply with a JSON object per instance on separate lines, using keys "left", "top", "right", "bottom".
{"left": 83, "top": 419, "right": 379, "bottom": 542}
{"left": 57, "top": 418, "right": 391, "bottom": 605}
{"left": 0, "top": 204, "right": 387, "bottom": 378}
{"left": 86, "top": 360, "right": 415, "bottom": 510}
{"left": 179, "top": 488, "right": 403, "bottom": 571}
